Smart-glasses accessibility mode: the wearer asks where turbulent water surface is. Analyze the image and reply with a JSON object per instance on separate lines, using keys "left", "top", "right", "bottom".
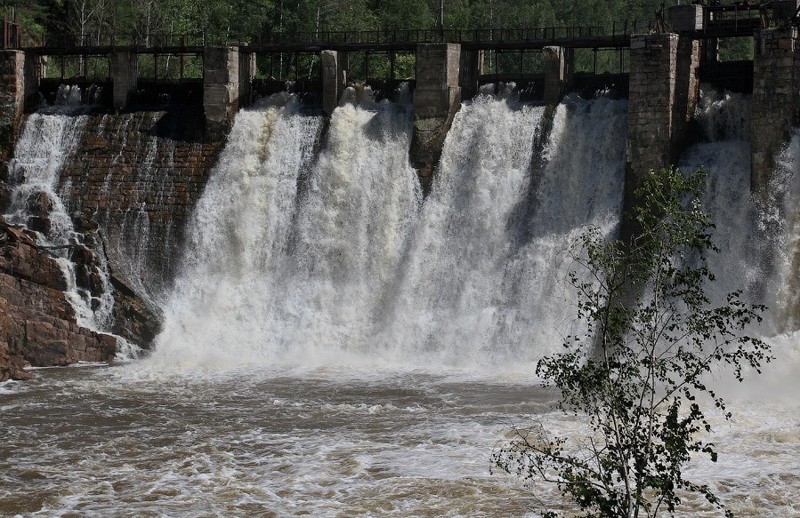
{"left": 2, "top": 91, "right": 800, "bottom": 516}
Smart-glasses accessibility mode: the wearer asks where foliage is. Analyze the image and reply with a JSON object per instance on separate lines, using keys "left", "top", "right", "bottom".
{"left": 493, "top": 167, "right": 772, "bottom": 518}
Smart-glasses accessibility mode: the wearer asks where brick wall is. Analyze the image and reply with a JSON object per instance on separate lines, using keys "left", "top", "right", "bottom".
{"left": 58, "top": 109, "right": 222, "bottom": 301}
{"left": 751, "top": 28, "right": 799, "bottom": 195}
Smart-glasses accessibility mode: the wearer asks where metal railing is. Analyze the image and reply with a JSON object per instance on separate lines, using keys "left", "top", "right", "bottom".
{"left": 29, "top": 22, "right": 638, "bottom": 52}
{"left": 3, "top": 16, "right": 20, "bottom": 49}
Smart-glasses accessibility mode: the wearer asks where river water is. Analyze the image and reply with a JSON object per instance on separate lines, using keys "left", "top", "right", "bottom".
{"left": 1, "top": 359, "right": 799, "bottom": 517}
{"left": 2, "top": 91, "right": 800, "bottom": 516}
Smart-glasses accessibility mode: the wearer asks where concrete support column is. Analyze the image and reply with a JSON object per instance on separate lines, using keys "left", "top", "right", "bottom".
{"left": 411, "top": 43, "right": 461, "bottom": 193}
{"left": 111, "top": 50, "right": 138, "bottom": 110}
{"left": 459, "top": 49, "right": 482, "bottom": 101}
{"left": 239, "top": 51, "right": 256, "bottom": 108}
{"left": 626, "top": 33, "right": 699, "bottom": 180}
{"left": 0, "top": 50, "right": 26, "bottom": 209}
{"left": 623, "top": 33, "right": 699, "bottom": 242}
{"left": 543, "top": 46, "right": 573, "bottom": 106}
{"left": 751, "top": 28, "right": 799, "bottom": 195}
{"left": 321, "top": 50, "right": 341, "bottom": 116}
{"left": 203, "top": 46, "right": 240, "bottom": 137}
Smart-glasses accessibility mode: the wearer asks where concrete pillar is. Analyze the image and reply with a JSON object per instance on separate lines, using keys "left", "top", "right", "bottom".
{"left": 543, "top": 46, "right": 573, "bottom": 106}
{"left": 22, "top": 53, "right": 43, "bottom": 111}
{"left": 321, "top": 50, "right": 341, "bottom": 116}
{"left": 459, "top": 49, "right": 483, "bottom": 101}
{"left": 626, "top": 33, "right": 699, "bottom": 180}
{"left": 239, "top": 51, "right": 256, "bottom": 108}
{"left": 410, "top": 43, "right": 461, "bottom": 193}
{"left": 623, "top": 33, "right": 700, "bottom": 242}
{"left": 0, "top": 50, "right": 25, "bottom": 210}
{"left": 751, "top": 28, "right": 799, "bottom": 195}
{"left": 111, "top": 50, "right": 138, "bottom": 110}
{"left": 203, "top": 46, "right": 240, "bottom": 137}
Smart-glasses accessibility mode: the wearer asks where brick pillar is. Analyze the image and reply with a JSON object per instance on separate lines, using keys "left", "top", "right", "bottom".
{"left": 543, "top": 46, "right": 573, "bottom": 106}
{"left": 751, "top": 28, "right": 799, "bottom": 195}
{"left": 410, "top": 43, "right": 461, "bottom": 193}
{"left": 111, "top": 50, "right": 138, "bottom": 110}
{"left": 203, "top": 46, "right": 240, "bottom": 137}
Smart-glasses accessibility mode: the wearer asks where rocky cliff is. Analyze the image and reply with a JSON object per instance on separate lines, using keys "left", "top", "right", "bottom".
{"left": 0, "top": 221, "right": 115, "bottom": 380}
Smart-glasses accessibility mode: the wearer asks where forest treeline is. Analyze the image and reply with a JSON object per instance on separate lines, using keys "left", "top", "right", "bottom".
{"left": 3, "top": 0, "right": 659, "bottom": 46}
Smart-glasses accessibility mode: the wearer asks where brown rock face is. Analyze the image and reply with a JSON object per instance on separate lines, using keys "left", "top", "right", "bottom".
{"left": 0, "top": 220, "right": 117, "bottom": 378}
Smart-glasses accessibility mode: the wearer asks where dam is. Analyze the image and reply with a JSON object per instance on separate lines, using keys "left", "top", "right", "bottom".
{"left": 1, "top": 3, "right": 800, "bottom": 516}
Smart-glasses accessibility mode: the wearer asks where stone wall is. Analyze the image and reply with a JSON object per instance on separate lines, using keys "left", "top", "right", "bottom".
{"left": 751, "top": 27, "right": 799, "bottom": 195}
{"left": 624, "top": 32, "right": 700, "bottom": 243}
{"left": 410, "top": 43, "right": 462, "bottom": 193}
{"left": 57, "top": 109, "right": 222, "bottom": 303}
{"left": 0, "top": 51, "right": 24, "bottom": 208}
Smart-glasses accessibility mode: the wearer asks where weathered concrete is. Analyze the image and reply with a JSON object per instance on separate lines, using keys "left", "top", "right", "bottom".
{"left": 626, "top": 33, "right": 700, "bottom": 180}
{"left": 543, "top": 46, "right": 573, "bottom": 106}
{"left": 322, "top": 50, "right": 342, "bottom": 116}
{"left": 0, "top": 51, "right": 25, "bottom": 178}
{"left": 410, "top": 43, "right": 461, "bottom": 192}
{"left": 111, "top": 50, "right": 138, "bottom": 110}
{"left": 239, "top": 51, "right": 256, "bottom": 108}
{"left": 203, "top": 46, "right": 240, "bottom": 136}
{"left": 751, "top": 27, "right": 799, "bottom": 195}
{"left": 459, "top": 49, "right": 483, "bottom": 101}
{"left": 623, "top": 32, "right": 700, "bottom": 244}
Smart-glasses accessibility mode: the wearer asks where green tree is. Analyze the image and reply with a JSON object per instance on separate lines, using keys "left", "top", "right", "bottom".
{"left": 493, "top": 167, "right": 772, "bottom": 517}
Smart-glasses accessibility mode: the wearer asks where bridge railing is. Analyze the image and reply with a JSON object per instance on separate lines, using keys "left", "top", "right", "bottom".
{"left": 253, "top": 26, "right": 614, "bottom": 47}
{"left": 2, "top": 16, "right": 20, "bottom": 49}
{"left": 29, "top": 23, "right": 636, "bottom": 52}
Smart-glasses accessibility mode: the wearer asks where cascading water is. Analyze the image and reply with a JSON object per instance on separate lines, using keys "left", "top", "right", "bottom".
{"left": 4, "top": 90, "right": 800, "bottom": 517}
{"left": 150, "top": 94, "right": 422, "bottom": 370}
{"left": 4, "top": 86, "right": 115, "bottom": 332}
{"left": 148, "top": 93, "right": 628, "bottom": 372}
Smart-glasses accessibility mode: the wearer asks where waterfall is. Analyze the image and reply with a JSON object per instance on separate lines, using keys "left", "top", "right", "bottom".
{"left": 148, "top": 93, "right": 628, "bottom": 372}
{"left": 4, "top": 94, "right": 116, "bottom": 333}
{"left": 378, "top": 94, "right": 627, "bottom": 367}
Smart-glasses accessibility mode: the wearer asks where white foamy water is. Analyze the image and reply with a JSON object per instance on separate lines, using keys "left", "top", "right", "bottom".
{"left": 4, "top": 100, "right": 115, "bottom": 332}
{"left": 149, "top": 94, "right": 627, "bottom": 374}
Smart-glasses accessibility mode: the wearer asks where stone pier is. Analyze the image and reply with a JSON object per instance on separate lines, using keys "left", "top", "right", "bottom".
{"left": 111, "top": 50, "right": 138, "bottom": 110}
{"left": 459, "top": 49, "right": 483, "bottom": 101}
{"left": 622, "top": 32, "right": 700, "bottom": 242}
{"left": 410, "top": 43, "right": 461, "bottom": 192}
{"left": 322, "top": 50, "right": 348, "bottom": 116}
{"left": 751, "top": 27, "right": 799, "bottom": 195}
{"left": 543, "top": 46, "right": 573, "bottom": 106}
{"left": 203, "top": 46, "right": 240, "bottom": 137}
{"left": 625, "top": 33, "right": 700, "bottom": 198}
{"left": 0, "top": 50, "right": 26, "bottom": 205}
{"left": 239, "top": 51, "right": 256, "bottom": 108}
